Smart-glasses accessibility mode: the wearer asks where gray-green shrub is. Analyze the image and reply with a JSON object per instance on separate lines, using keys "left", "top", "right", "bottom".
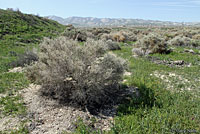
{"left": 61, "top": 26, "right": 87, "bottom": 42}
{"left": 9, "top": 49, "right": 38, "bottom": 67}
{"left": 26, "top": 37, "right": 127, "bottom": 107}
{"left": 105, "top": 40, "right": 121, "bottom": 50}
{"left": 168, "top": 36, "right": 200, "bottom": 47}
{"left": 132, "top": 34, "right": 170, "bottom": 56}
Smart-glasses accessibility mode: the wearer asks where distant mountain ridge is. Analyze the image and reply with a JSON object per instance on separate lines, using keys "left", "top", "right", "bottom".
{"left": 46, "top": 15, "right": 200, "bottom": 27}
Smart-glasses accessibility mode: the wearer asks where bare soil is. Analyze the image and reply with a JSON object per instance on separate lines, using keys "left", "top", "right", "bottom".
{"left": 19, "top": 84, "right": 138, "bottom": 134}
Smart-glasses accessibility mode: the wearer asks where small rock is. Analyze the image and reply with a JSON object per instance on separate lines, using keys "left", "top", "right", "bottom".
{"left": 187, "top": 63, "right": 192, "bottom": 67}
{"left": 28, "top": 122, "right": 36, "bottom": 131}
{"left": 64, "top": 77, "right": 73, "bottom": 81}
{"left": 133, "top": 54, "right": 138, "bottom": 58}
{"left": 169, "top": 73, "right": 176, "bottom": 77}
{"left": 122, "top": 79, "right": 127, "bottom": 83}
{"left": 173, "top": 60, "right": 184, "bottom": 65}
{"left": 184, "top": 49, "right": 195, "bottom": 54}
{"left": 124, "top": 72, "right": 132, "bottom": 76}
{"left": 8, "top": 67, "right": 23, "bottom": 73}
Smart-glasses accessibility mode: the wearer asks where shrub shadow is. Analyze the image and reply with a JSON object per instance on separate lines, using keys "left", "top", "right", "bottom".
{"left": 117, "top": 83, "right": 161, "bottom": 115}
{"left": 40, "top": 84, "right": 139, "bottom": 117}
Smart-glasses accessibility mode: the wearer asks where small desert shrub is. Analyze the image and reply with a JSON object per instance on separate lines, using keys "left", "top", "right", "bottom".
{"left": 119, "top": 30, "right": 137, "bottom": 42}
{"left": 85, "top": 31, "right": 97, "bottom": 40}
{"left": 92, "top": 28, "right": 111, "bottom": 36}
{"left": 111, "top": 31, "right": 127, "bottom": 42}
{"left": 163, "top": 33, "right": 175, "bottom": 41}
{"left": 192, "top": 34, "right": 200, "bottom": 40}
{"left": 136, "top": 34, "right": 145, "bottom": 41}
{"left": 126, "top": 33, "right": 137, "bottom": 42}
{"left": 105, "top": 40, "right": 121, "bottom": 50}
{"left": 132, "top": 34, "right": 170, "bottom": 56}
{"left": 26, "top": 37, "right": 127, "bottom": 107}
{"left": 9, "top": 49, "right": 38, "bottom": 67}
{"left": 168, "top": 36, "right": 199, "bottom": 47}
{"left": 61, "top": 26, "right": 87, "bottom": 42}
{"left": 100, "top": 33, "right": 112, "bottom": 41}
{"left": 132, "top": 48, "right": 146, "bottom": 57}
{"left": 101, "top": 31, "right": 129, "bottom": 42}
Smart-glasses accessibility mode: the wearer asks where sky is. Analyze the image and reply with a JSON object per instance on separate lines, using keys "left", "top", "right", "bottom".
{"left": 0, "top": 0, "right": 200, "bottom": 22}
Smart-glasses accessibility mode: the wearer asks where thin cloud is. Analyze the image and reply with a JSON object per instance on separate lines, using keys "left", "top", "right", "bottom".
{"left": 88, "top": 0, "right": 107, "bottom": 4}
{"left": 189, "top": 0, "right": 200, "bottom": 4}
{"left": 152, "top": 0, "right": 200, "bottom": 8}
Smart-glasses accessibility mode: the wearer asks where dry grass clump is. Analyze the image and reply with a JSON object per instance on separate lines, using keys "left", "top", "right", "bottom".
{"left": 111, "top": 31, "right": 127, "bottom": 42}
{"left": 26, "top": 37, "right": 127, "bottom": 107}
{"left": 132, "top": 34, "right": 170, "bottom": 57}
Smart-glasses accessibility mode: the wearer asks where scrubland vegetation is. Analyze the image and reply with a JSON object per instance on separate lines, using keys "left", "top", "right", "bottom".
{"left": 0, "top": 9, "right": 200, "bottom": 133}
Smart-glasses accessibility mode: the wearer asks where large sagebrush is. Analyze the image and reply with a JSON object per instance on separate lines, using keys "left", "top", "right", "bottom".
{"left": 26, "top": 37, "right": 127, "bottom": 107}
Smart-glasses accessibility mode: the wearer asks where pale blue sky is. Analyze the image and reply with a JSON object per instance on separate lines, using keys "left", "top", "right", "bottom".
{"left": 0, "top": 0, "right": 200, "bottom": 22}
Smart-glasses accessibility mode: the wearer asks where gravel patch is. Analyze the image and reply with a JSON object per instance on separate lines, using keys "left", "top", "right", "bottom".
{"left": 20, "top": 84, "right": 138, "bottom": 134}
{"left": 0, "top": 116, "right": 21, "bottom": 132}
{"left": 152, "top": 71, "right": 196, "bottom": 91}
{"left": 147, "top": 56, "right": 192, "bottom": 67}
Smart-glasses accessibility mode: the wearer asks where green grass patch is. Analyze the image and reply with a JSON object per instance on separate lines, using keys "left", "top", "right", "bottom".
{"left": 0, "top": 73, "right": 29, "bottom": 94}
{"left": 0, "top": 8, "right": 65, "bottom": 72}
{"left": 0, "top": 9, "right": 65, "bottom": 133}
{"left": 0, "top": 95, "right": 26, "bottom": 116}
{"left": 109, "top": 46, "right": 200, "bottom": 133}
{"left": 151, "top": 51, "right": 200, "bottom": 66}
{"left": 74, "top": 45, "right": 200, "bottom": 133}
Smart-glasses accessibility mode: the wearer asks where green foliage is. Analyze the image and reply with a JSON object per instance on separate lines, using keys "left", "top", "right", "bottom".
{"left": 74, "top": 118, "right": 103, "bottom": 134}
{"left": 0, "top": 73, "right": 29, "bottom": 94}
{"left": 111, "top": 46, "right": 200, "bottom": 134}
{"left": 0, "top": 95, "right": 26, "bottom": 116}
{"left": 0, "top": 8, "right": 65, "bottom": 72}
{"left": 0, "top": 9, "right": 64, "bottom": 39}
{"left": 0, "top": 9, "right": 64, "bottom": 133}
